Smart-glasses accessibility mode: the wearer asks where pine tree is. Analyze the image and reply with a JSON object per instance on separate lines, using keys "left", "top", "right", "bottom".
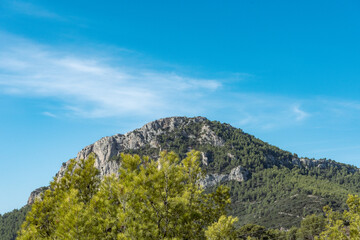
{"left": 318, "top": 194, "right": 360, "bottom": 240}
{"left": 18, "top": 151, "right": 235, "bottom": 239}
{"left": 18, "top": 154, "right": 100, "bottom": 239}
{"left": 85, "top": 150, "right": 232, "bottom": 239}
{"left": 205, "top": 215, "right": 238, "bottom": 240}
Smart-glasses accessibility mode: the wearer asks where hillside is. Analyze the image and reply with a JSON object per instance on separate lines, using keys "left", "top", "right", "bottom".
{"left": 0, "top": 205, "right": 30, "bottom": 240}
{"left": 1, "top": 116, "right": 360, "bottom": 239}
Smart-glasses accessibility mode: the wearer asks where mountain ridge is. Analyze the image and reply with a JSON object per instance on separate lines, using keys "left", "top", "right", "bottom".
{"left": 1, "top": 116, "right": 358, "bottom": 240}
{"left": 59, "top": 116, "right": 357, "bottom": 177}
{"left": 28, "top": 116, "right": 358, "bottom": 212}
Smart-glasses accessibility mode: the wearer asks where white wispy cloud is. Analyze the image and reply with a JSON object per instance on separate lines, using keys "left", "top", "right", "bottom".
{"left": 42, "top": 112, "right": 57, "bottom": 118}
{"left": 1, "top": 33, "right": 358, "bottom": 131}
{"left": 0, "top": 33, "right": 222, "bottom": 118}
{"left": 292, "top": 105, "right": 309, "bottom": 121}
{"left": 224, "top": 94, "right": 311, "bottom": 130}
{"left": 323, "top": 99, "right": 360, "bottom": 116}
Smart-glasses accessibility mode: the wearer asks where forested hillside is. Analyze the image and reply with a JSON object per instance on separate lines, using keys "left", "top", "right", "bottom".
{"left": 1, "top": 117, "right": 359, "bottom": 239}
{"left": 0, "top": 205, "right": 30, "bottom": 240}
{"left": 120, "top": 118, "right": 360, "bottom": 228}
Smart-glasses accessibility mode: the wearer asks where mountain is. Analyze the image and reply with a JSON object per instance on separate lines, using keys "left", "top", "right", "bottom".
{"left": 55, "top": 116, "right": 356, "bottom": 182}
{"left": 2, "top": 116, "right": 360, "bottom": 239}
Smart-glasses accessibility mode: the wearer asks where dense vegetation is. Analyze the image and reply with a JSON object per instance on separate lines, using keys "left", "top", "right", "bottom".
{"left": 318, "top": 194, "right": 360, "bottom": 239}
{"left": 18, "top": 151, "right": 238, "bottom": 239}
{"left": 0, "top": 205, "right": 30, "bottom": 240}
{"left": 17, "top": 151, "right": 360, "bottom": 239}
{"left": 120, "top": 119, "right": 360, "bottom": 228}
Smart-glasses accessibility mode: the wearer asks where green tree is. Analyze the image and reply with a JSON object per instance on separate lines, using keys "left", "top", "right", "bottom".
{"left": 0, "top": 205, "right": 30, "bottom": 240}
{"left": 297, "top": 214, "right": 325, "bottom": 240}
{"left": 18, "top": 151, "right": 235, "bottom": 239}
{"left": 237, "top": 223, "right": 277, "bottom": 240}
{"left": 286, "top": 227, "right": 299, "bottom": 240}
{"left": 318, "top": 194, "right": 360, "bottom": 240}
{"left": 18, "top": 154, "right": 100, "bottom": 239}
{"left": 205, "top": 215, "right": 238, "bottom": 240}
{"left": 85, "top": 150, "right": 232, "bottom": 239}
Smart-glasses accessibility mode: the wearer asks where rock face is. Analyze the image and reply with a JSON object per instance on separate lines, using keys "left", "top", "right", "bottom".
{"left": 198, "top": 174, "right": 228, "bottom": 188}
{"left": 198, "top": 165, "right": 250, "bottom": 188}
{"left": 201, "top": 151, "right": 214, "bottom": 166}
{"left": 27, "top": 187, "right": 48, "bottom": 205}
{"left": 291, "top": 157, "right": 356, "bottom": 172}
{"left": 56, "top": 116, "right": 214, "bottom": 179}
{"left": 229, "top": 166, "right": 250, "bottom": 182}
{"left": 55, "top": 116, "right": 251, "bottom": 190}
{"left": 199, "top": 125, "right": 224, "bottom": 147}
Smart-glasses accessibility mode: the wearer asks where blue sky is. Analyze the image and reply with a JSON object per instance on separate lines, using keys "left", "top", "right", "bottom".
{"left": 0, "top": 0, "right": 359, "bottom": 213}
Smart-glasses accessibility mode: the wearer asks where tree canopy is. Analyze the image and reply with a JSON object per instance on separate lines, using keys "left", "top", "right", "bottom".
{"left": 18, "top": 151, "right": 237, "bottom": 239}
{"left": 318, "top": 194, "right": 360, "bottom": 240}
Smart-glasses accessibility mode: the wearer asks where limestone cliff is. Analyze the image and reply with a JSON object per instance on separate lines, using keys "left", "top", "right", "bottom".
{"left": 56, "top": 116, "right": 217, "bottom": 179}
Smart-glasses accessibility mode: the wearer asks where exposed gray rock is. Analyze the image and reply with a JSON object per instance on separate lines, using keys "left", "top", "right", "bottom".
{"left": 199, "top": 165, "right": 250, "bottom": 188}
{"left": 300, "top": 158, "right": 315, "bottom": 168}
{"left": 199, "top": 125, "right": 224, "bottom": 147}
{"left": 54, "top": 116, "right": 251, "bottom": 191}
{"left": 56, "top": 117, "right": 213, "bottom": 180}
{"left": 27, "top": 187, "right": 48, "bottom": 205}
{"left": 290, "top": 157, "right": 358, "bottom": 173}
{"left": 229, "top": 165, "right": 250, "bottom": 182}
{"left": 292, "top": 157, "right": 302, "bottom": 167}
{"left": 55, "top": 116, "right": 249, "bottom": 190}
{"left": 198, "top": 174, "right": 228, "bottom": 188}
{"left": 201, "top": 152, "right": 209, "bottom": 166}
{"left": 227, "top": 153, "right": 235, "bottom": 159}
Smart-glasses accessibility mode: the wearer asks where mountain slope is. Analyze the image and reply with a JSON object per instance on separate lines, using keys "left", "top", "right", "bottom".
{"left": 0, "top": 205, "right": 30, "bottom": 240}
{"left": 2, "top": 116, "right": 360, "bottom": 239}
{"left": 53, "top": 116, "right": 360, "bottom": 228}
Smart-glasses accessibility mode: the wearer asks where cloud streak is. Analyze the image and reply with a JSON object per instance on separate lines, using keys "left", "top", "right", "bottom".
{"left": 293, "top": 105, "right": 309, "bottom": 121}
{"left": 1, "top": 33, "right": 359, "bottom": 132}
{"left": 43, "top": 112, "right": 57, "bottom": 118}
{"left": 0, "top": 33, "right": 221, "bottom": 118}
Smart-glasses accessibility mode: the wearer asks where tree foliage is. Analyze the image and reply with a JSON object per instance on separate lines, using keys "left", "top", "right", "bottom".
{"left": 285, "top": 214, "right": 326, "bottom": 240}
{"left": 236, "top": 223, "right": 284, "bottom": 239}
{"left": 0, "top": 205, "right": 30, "bottom": 240}
{"left": 119, "top": 119, "right": 360, "bottom": 228}
{"left": 205, "top": 215, "right": 239, "bottom": 240}
{"left": 18, "top": 154, "right": 100, "bottom": 239}
{"left": 18, "top": 151, "right": 235, "bottom": 239}
{"left": 318, "top": 194, "right": 360, "bottom": 240}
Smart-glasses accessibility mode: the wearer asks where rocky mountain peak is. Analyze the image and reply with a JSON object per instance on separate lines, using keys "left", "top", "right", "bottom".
{"left": 29, "top": 116, "right": 358, "bottom": 206}
{"left": 135, "top": 116, "right": 208, "bottom": 133}
{"left": 55, "top": 116, "right": 211, "bottom": 180}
